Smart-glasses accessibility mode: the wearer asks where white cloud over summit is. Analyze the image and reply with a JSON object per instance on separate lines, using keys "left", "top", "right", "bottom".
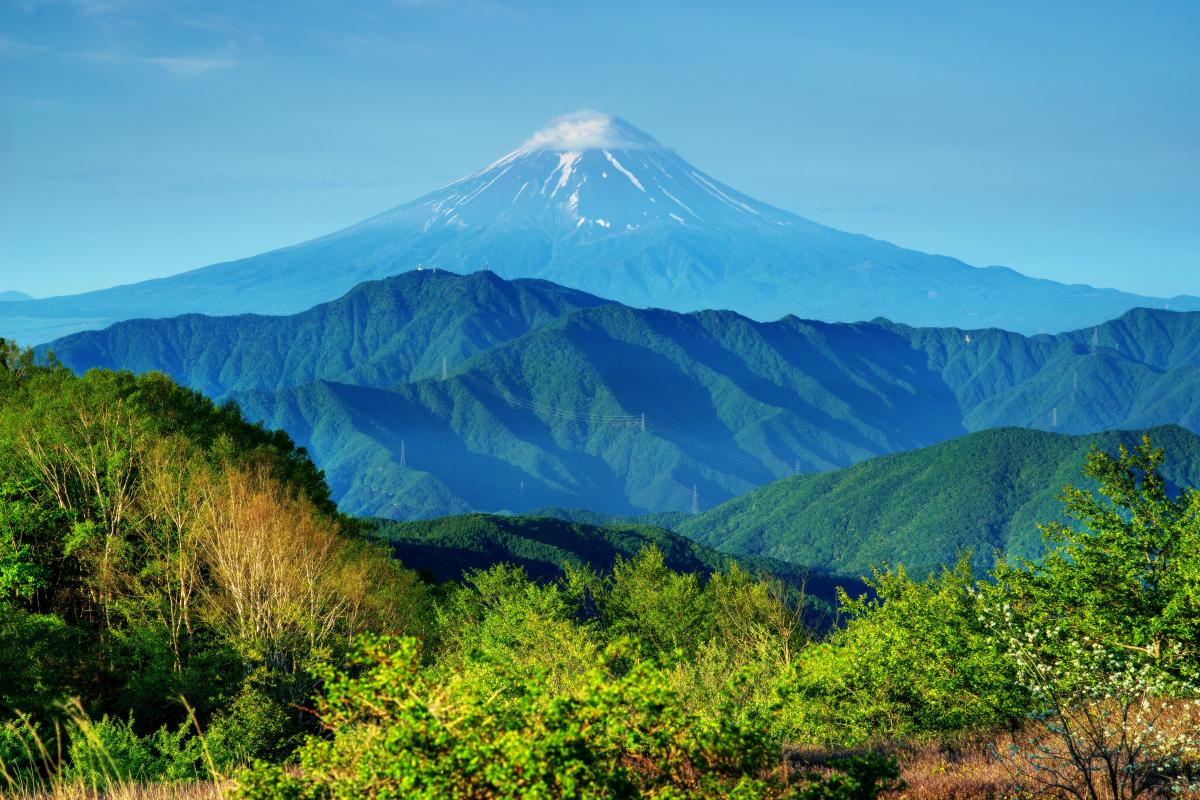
{"left": 521, "top": 110, "right": 657, "bottom": 152}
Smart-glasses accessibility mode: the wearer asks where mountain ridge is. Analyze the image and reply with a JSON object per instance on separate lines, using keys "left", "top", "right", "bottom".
{"left": 145, "top": 273, "right": 1199, "bottom": 519}
{"left": 39, "top": 270, "right": 611, "bottom": 400}
{"left": 674, "top": 424, "right": 1200, "bottom": 577}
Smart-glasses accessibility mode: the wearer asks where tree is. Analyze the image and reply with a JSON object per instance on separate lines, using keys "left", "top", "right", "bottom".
{"left": 791, "top": 558, "right": 1025, "bottom": 745}
{"left": 986, "top": 436, "right": 1200, "bottom": 798}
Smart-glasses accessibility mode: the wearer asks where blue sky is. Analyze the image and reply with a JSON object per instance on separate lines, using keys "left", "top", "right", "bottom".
{"left": 2, "top": 0, "right": 1197, "bottom": 299}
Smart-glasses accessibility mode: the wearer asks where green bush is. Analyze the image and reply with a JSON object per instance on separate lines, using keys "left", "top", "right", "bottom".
{"left": 63, "top": 713, "right": 206, "bottom": 789}
{"left": 786, "top": 559, "right": 1025, "bottom": 745}
{"left": 233, "top": 635, "right": 899, "bottom": 799}
{"left": 205, "top": 677, "right": 305, "bottom": 770}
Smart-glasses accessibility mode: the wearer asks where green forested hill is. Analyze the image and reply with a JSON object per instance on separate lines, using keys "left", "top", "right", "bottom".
{"left": 370, "top": 512, "right": 860, "bottom": 606}
{"left": 234, "top": 306, "right": 974, "bottom": 517}
{"left": 675, "top": 425, "right": 1200, "bottom": 577}
{"left": 41, "top": 270, "right": 609, "bottom": 400}
{"left": 237, "top": 292, "right": 1200, "bottom": 518}
{"left": 0, "top": 344, "right": 391, "bottom": 736}
{"left": 373, "top": 513, "right": 740, "bottom": 582}
{"left": 526, "top": 506, "right": 691, "bottom": 530}
{"left": 883, "top": 307, "right": 1200, "bottom": 434}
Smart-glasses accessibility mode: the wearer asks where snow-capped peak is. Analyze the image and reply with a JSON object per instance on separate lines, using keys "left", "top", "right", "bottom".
{"left": 365, "top": 112, "right": 797, "bottom": 237}
{"left": 520, "top": 110, "right": 660, "bottom": 153}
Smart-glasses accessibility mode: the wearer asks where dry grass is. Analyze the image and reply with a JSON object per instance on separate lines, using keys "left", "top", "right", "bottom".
{"left": 8, "top": 781, "right": 225, "bottom": 800}
{"left": 873, "top": 714, "right": 1200, "bottom": 800}
{"left": 883, "top": 736, "right": 1014, "bottom": 800}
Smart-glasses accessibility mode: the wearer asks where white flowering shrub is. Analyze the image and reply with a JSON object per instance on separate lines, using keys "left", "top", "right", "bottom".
{"left": 982, "top": 436, "right": 1200, "bottom": 799}
{"left": 986, "top": 604, "right": 1200, "bottom": 799}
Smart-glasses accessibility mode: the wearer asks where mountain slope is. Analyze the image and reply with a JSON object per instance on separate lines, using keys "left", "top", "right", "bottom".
{"left": 226, "top": 279, "right": 1200, "bottom": 519}
{"left": 233, "top": 303, "right": 975, "bottom": 518}
{"left": 4, "top": 111, "right": 1196, "bottom": 344}
{"left": 371, "top": 513, "right": 745, "bottom": 583}
{"left": 369, "top": 513, "right": 861, "bottom": 608}
{"left": 675, "top": 425, "right": 1200, "bottom": 577}
{"left": 0, "top": 291, "right": 31, "bottom": 302}
{"left": 42, "top": 271, "right": 1200, "bottom": 520}
{"left": 884, "top": 307, "right": 1200, "bottom": 434}
{"left": 40, "top": 270, "right": 608, "bottom": 400}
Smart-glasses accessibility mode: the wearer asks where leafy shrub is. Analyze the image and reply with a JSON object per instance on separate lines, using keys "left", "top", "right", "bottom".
{"left": 63, "top": 713, "right": 206, "bottom": 789}
{"left": 233, "top": 635, "right": 900, "bottom": 799}
{"left": 205, "top": 677, "right": 304, "bottom": 770}
{"left": 984, "top": 437, "right": 1200, "bottom": 798}
{"left": 787, "top": 559, "right": 1025, "bottom": 745}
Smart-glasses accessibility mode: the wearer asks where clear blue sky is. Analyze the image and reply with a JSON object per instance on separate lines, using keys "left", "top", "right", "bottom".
{"left": 2, "top": 0, "right": 1197, "bottom": 299}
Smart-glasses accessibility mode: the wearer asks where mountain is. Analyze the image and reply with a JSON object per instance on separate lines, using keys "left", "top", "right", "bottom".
{"left": 230, "top": 301, "right": 974, "bottom": 518}
{"left": 675, "top": 425, "right": 1200, "bottom": 578}
{"left": 372, "top": 512, "right": 748, "bottom": 582}
{"left": 40, "top": 270, "right": 609, "bottom": 400}
{"left": 369, "top": 512, "right": 861, "bottom": 609}
{"left": 4, "top": 111, "right": 1197, "bottom": 345}
{"left": 0, "top": 291, "right": 31, "bottom": 302}
{"left": 181, "top": 275, "right": 1200, "bottom": 519}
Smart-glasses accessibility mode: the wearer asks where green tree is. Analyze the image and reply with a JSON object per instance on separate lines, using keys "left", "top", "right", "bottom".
{"left": 791, "top": 558, "right": 1024, "bottom": 745}
{"left": 986, "top": 436, "right": 1200, "bottom": 798}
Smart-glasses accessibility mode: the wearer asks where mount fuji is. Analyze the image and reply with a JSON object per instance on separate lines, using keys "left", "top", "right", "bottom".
{"left": 3, "top": 110, "right": 1196, "bottom": 344}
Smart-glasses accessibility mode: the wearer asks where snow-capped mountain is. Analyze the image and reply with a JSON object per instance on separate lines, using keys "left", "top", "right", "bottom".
{"left": 2, "top": 110, "right": 1196, "bottom": 344}
{"left": 377, "top": 111, "right": 794, "bottom": 233}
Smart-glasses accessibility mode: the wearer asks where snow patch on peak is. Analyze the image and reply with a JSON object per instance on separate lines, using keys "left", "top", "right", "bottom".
{"left": 522, "top": 110, "right": 658, "bottom": 152}
{"left": 603, "top": 151, "right": 645, "bottom": 192}
{"left": 550, "top": 151, "right": 580, "bottom": 196}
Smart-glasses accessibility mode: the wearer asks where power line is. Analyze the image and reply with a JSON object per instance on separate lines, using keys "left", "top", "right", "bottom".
{"left": 457, "top": 373, "right": 782, "bottom": 479}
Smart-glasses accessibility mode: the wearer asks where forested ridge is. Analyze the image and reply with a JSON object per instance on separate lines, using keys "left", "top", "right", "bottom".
{"left": 42, "top": 272, "right": 1200, "bottom": 520}
{"left": 678, "top": 425, "right": 1200, "bottom": 577}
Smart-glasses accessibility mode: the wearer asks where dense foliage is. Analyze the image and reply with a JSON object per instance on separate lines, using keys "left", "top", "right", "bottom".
{"left": 0, "top": 342, "right": 429, "bottom": 787}
{"left": 3, "top": 342, "right": 1200, "bottom": 798}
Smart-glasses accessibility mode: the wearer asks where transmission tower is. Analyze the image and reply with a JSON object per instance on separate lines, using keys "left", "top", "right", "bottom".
{"left": 1051, "top": 407, "right": 1057, "bottom": 427}
{"left": 640, "top": 412, "right": 646, "bottom": 432}
{"left": 1091, "top": 328, "right": 1099, "bottom": 355}
{"left": 691, "top": 484, "right": 698, "bottom": 515}
{"left": 442, "top": 357, "right": 448, "bottom": 381}
{"left": 400, "top": 440, "right": 406, "bottom": 467}
{"left": 520, "top": 480, "right": 526, "bottom": 507}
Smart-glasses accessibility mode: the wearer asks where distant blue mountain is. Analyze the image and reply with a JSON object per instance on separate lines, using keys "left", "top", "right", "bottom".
{"left": 0, "top": 290, "right": 32, "bottom": 302}
{"left": 43, "top": 271, "right": 1200, "bottom": 519}
{"left": 2, "top": 111, "right": 1196, "bottom": 345}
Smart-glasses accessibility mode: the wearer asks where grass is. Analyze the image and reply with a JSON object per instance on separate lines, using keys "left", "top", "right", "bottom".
{"left": 885, "top": 737, "right": 1013, "bottom": 800}
{"left": 9, "top": 781, "right": 225, "bottom": 799}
